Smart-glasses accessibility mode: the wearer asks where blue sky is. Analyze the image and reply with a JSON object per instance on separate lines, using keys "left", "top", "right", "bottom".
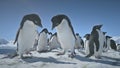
{"left": 0, "top": 0, "right": 120, "bottom": 40}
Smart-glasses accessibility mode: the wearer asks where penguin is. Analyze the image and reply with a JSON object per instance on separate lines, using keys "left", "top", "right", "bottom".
{"left": 104, "top": 36, "right": 112, "bottom": 52}
{"left": 75, "top": 33, "right": 84, "bottom": 50}
{"left": 48, "top": 32, "right": 61, "bottom": 50}
{"left": 51, "top": 14, "right": 76, "bottom": 58}
{"left": 110, "top": 39, "right": 117, "bottom": 51}
{"left": 102, "top": 32, "right": 107, "bottom": 52}
{"left": 37, "top": 28, "right": 50, "bottom": 53}
{"left": 86, "top": 24, "right": 104, "bottom": 58}
{"left": 117, "top": 44, "right": 120, "bottom": 51}
{"left": 14, "top": 14, "right": 42, "bottom": 58}
{"left": 84, "top": 34, "right": 90, "bottom": 55}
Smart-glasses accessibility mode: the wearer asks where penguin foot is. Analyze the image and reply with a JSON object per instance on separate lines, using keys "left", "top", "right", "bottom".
{"left": 68, "top": 52, "right": 76, "bottom": 58}
{"left": 37, "top": 50, "right": 50, "bottom": 53}
{"left": 85, "top": 55, "right": 92, "bottom": 58}
{"left": 95, "top": 56, "right": 101, "bottom": 59}
{"left": 20, "top": 55, "right": 33, "bottom": 59}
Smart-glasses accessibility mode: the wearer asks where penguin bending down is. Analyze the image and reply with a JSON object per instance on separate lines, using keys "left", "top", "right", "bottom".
{"left": 48, "top": 32, "right": 61, "bottom": 50}
{"left": 51, "top": 14, "right": 76, "bottom": 58}
{"left": 86, "top": 24, "right": 104, "bottom": 59}
{"left": 37, "top": 28, "right": 50, "bottom": 53}
{"left": 84, "top": 34, "right": 90, "bottom": 55}
{"left": 75, "top": 33, "right": 84, "bottom": 50}
{"left": 14, "top": 14, "right": 42, "bottom": 58}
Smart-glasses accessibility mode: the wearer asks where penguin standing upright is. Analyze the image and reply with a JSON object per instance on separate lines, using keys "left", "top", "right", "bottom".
{"left": 104, "top": 36, "right": 112, "bottom": 52}
{"left": 102, "top": 32, "right": 107, "bottom": 52}
{"left": 51, "top": 14, "right": 76, "bottom": 58}
{"left": 110, "top": 39, "right": 117, "bottom": 51}
{"left": 86, "top": 24, "right": 104, "bottom": 58}
{"left": 75, "top": 33, "right": 84, "bottom": 50}
{"left": 37, "top": 28, "right": 50, "bottom": 52}
{"left": 48, "top": 32, "right": 61, "bottom": 50}
{"left": 14, "top": 14, "right": 42, "bottom": 58}
{"left": 84, "top": 34, "right": 90, "bottom": 55}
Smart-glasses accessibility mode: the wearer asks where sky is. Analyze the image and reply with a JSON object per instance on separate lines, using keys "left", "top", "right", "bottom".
{"left": 0, "top": 0, "right": 120, "bottom": 40}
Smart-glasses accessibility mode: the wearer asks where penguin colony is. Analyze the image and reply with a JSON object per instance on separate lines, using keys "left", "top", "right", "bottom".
{"left": 14, "top": 13, "right": 118, "bottom": 58}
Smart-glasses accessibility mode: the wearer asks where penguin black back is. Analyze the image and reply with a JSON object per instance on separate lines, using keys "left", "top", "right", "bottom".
{"left": 110, "top": 39, "right": 117, "bottom": 51}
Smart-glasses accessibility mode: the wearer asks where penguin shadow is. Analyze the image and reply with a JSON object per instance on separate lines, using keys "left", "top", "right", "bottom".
{"left": 75, "top": 55, "right": 120, "bottom": 66}
{"left": 101, "top": 56, "right": 120, "bottom": 62}
{"left": 22, "top": 56, "right": 76, "bottom": 64}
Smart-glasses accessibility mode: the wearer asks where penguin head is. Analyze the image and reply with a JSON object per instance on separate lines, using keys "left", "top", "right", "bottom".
{"left": 84, "top": 34, "right": 90, "bottom": 40}
{"left": 41, "top": 28, "right": 49, "bottom": 34}
{"left": 48, "top": 32, "right": 52, "bottom": 35}
{"left": 76, "top": 33, "right": 79, "bottom": 36}
{"left": 20, "top": 14, "right": 43, "bottom": 29}
{"left": 93, "top": 24, "right": 103, "bottom": 30}
{"left": 51, "top": 14, "right": 70, "bottom": 30}
{"left": 103, "top": 32, "right": 107, "bottom": 35}
{"left": 106, "top": 36, "right": 112, "bottom": 39}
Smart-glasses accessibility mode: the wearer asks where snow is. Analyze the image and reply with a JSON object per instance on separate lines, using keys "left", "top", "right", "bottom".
{"left": 0, "top": 41, "right": 120, "bottom": 68}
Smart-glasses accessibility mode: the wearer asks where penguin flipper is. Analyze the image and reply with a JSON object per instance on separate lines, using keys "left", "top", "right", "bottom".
{"left": 14, "top": 28, "right": 20, "bottom": 44}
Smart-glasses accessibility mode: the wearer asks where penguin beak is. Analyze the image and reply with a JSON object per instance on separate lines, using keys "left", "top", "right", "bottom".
{"left": 98, "top": 24, "right": 103, "bottom": 28}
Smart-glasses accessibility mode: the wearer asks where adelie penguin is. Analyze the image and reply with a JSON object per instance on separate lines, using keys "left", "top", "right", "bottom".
{"left": 75, "top": 33, "right": 84, "bottom": 50}
{"left": 37, "top": 28, "right": 50, "bottom": 53}
{"left": 84, "top": 34, "right": 90, "bottom": 55}
{"left": 48, "top": 32, "right": 61, "bottom": 50}
{"left": 14, "top": 14, "right": 42, "bottom": 58}
{"left": 85, "top": 24, "right": 104, "bottom": 59}
{"left": 104, "top": 36, "right": 117, "bottom": 51}
{"left": 51, "top": 14, "right": 76, "bottom": 58}
{"left": 103, "top": 36, "right": 112, "bottom": 52}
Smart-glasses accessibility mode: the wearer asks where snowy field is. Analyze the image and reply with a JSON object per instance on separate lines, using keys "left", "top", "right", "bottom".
{"left": 0, "top": 41, "right": 120, "bottom": 68}
{"left": 0, "top": 42, "right": 120, "bottom": 68}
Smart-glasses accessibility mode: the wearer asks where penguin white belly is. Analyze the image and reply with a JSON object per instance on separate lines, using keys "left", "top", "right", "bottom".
{"left": 94, "top": 30, "right": 104, "bottom": 57}
{"left": 49, "top": 36, "right": 60, "bottom": 49}
{"left": 75, "top": 36, "right": 81, "bottom": 49}
{"left": 37, "top": 32, "right": 48, "bottom": 51}
{"left": 106, "top": 39, "right": 111, "bottom": 50}
{"left": 85, "top": 40, "right": 90, "bottom": 55}
{"left": 56, "top": 20, "right": 75, "bottom": 52}
{"left": 18, "top": 21, "right": 37, "bottom": 56}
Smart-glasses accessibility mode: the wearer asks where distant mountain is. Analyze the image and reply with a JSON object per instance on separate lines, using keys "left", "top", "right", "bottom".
{"left": 0, "top": 38, "right": 9, "bottom": 45}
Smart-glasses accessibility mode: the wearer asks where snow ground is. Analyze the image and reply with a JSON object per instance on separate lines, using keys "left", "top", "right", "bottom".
{"left": 0, "top": 42, "right": 120, "bottom": 68}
